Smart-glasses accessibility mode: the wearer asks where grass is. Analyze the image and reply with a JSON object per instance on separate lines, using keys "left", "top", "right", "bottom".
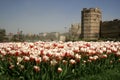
{"left": 0, "top": 54, "right": 120, "bottom": 80}
{"left": 1, "top": 60, "right": 120, "bottom": 80}
{"left": 1, "top": 65, "right": 120, "bottom": 80}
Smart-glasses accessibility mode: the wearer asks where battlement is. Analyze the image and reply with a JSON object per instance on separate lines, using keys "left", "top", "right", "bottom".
{"left": 82, "top": 8, "right": 101, "bottom": 13}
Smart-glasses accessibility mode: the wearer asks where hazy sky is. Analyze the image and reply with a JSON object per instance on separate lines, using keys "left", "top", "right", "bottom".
{"left": 0, "top": 0, "right": 120, "bottom": 34}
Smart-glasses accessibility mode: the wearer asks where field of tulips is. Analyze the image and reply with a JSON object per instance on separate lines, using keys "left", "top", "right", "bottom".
{"left": 0, "top": 41, "right": 120, "bottom": 80}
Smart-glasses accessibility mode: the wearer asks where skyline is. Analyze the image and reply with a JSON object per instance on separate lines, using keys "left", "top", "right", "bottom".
{"left": 0, "top": 0, "right": 120, "bottom": 34}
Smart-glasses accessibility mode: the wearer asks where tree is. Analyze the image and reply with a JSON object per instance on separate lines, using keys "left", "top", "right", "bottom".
{"left": 0, "top": 29, "right": 6, "bottom": 42}
{"left": 11, "top": 30, "right": 24, "bottom": 42}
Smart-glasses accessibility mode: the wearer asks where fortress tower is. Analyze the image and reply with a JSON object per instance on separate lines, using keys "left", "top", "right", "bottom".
{"left": 81, "top": 8, "right": 102, "bottom": 40}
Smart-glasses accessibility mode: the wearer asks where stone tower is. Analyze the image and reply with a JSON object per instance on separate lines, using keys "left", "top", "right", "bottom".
{"left": 81, "top": 8, "right": 102, "bottom": 40}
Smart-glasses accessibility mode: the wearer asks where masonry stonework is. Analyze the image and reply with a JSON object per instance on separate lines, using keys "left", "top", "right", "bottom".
{"left": 81, "top": 8, "right": 102, "bottom": 40}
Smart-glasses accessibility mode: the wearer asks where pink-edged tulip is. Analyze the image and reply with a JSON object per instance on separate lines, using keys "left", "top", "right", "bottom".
{"left": 75, "top": 54, "right": 81, "bottom": 62}
{"left": 23, "top": 56, "right": 30, "bottom": 62}
{"left": 33, "top": 66, "right": 40, "bottom": 72}
{"left": 42, "top": 55, "right": 49, "bottom": 62}
{"left": 73, "top": 47, "right": 80, "bottom": 53}
{"left": 35, "top": 57, "right": 41, "bottom": 64}
{"left": 116, "top": 51, "right": 120, "bottom": 56}
{"left": 101, "top": 54, "right": 107, "bottom": 58}
{"left": 69, "top": 59, "right": 76, "bottom": 65}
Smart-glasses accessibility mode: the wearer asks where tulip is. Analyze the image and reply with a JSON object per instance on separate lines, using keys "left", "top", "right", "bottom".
{"left": 33, "top": 66, "right": 40, "bottom": 72}
{"left": 53, "top": 43, "right": 58, "bottom": 47}
{"left": 58, "top": 44, "right": 64, "bottom": 48}
{"left": 35, "top": 57, "right": 41, "bottom": 64}
{"left": 83, "top": 60, "right": 86, "bottom": 63}
{"left": 62, "top": 60, "right": 68, "bottom": 65}
{"left": 9, "top": 64, "right": 14, "bottom": 69}
{"left": 50, "top": 59, "right": 58, "bottom": 66}
{"left": 6, "top": 47, "right": 11, "bottom": 52}
{"left": 29, "top": 55, "right": 36, "bottom": 61}
{"left": 93, "top": 55, "right": 99, "bottom": 60}
{"left": 42, "top": 55, "right": 49, "bottom": 62}
{"left": 46, "top": 51, "right": 53, "bottom": 57}
{"left": 110, "top": 60, "right": 113, "bottom": 64}
{"left": 89, "top": 56, "right": 94, "bottom": 60}
{"left": 102, "top": 47, "right": 107, "bottom": 52}
{"left": 20, "top": 65, "right": 24, "bottom": 70}
{"left": 0, "top": 50, "right": 6, "bottom": 56}
{"left": 75, "top": 54, "right": 81, "bottom": 62}
{"left": 87, "top": 59, "right": 92, "bottom": 63}
{"left": 73, "top": 47, "right": 80, "bottom": 53}
{"left": 118, "top": 59, "right": 120, "bottom": 62}
{"left": 29, "top": 43, "right": 34, "bottom": 48}
{"left": 17, "top": 57, "right": 23, "bottom": 63}
{"left": 9, "top": 50, "right": 16, "bottom": 55}
{"left": 106, "top": 49, "right": 112, "bottom": 54}
{"left": 23, "top": 56, "right": 30, "bottom": 62}
{"left": 116, "top": 51, "right": 120, "bottom": 56}
{"left": 69, "top": 59, "right": 76, "bottom": 65}
{"left": 101, "top": 54, "right": 107, "bottom": 58}
{"left": 15, "top": 50, "right": 21, "bottom": 56}
{"left": 111, "top": 47, "right": 117, "bottom": 53}
{"left": 57, "top": 67, "right": 62, "bottom": 73}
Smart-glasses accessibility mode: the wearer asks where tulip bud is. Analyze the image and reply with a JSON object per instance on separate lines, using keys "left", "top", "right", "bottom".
{"left": 110, "top": 60, "right": 113, "bottom": 64}
{"left": 102, "top": 54, "right": 107, "bottom": 58}
{"left": 50, "top": 59, "right": 57, "bottom": 66}
{"left": 75, "top": 54, "right": 81, "bottom": 60}
{"left": 69, "top": 59, "right": 76, "bottom": 65}
{"left": 83, "top": 60, "right": 86, "bottom": 63}
{"left": 62, "top": 60, "right": 68, "bottom": 65}
{"left": 17, "top": 57, "right": 23, "bottom": 63}
{"left": 57, "top": 67, "right": 62, "bottom": 73}
{"left": 88, "top": 59, "right": 92, "bottom": 63}
{"left": 75, "top": 54, "right": 81, "bottom": 62}
{"left": 9, "top": 64, "right": 14, "bottom": 69}
{"left": 93, "top": 55, "right": 99, "bottom": 60}
{"left": 116, "top": 51, "right": 120, "bottom": 56}
{"left": 33, "top": 66, "right": 40, "bottom": 72}
{"left": 89, "top": 56, "right": 93, "bottom": 60}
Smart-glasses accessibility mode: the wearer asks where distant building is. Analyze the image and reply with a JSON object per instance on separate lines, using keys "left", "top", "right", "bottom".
{"left": 69, "top": 23, "right": 81, "bottom": 40}
{"left": 70, "top": 23, "right": 81, "bottom": 36}
{"left": 7, "top": 33, "right": 14, "bottom": 41}
{"left": 59, "top": 35, "right": 66, "bottom": 41}
{"left": 39, "top": 32, "right": 60, "bottom": 41}
{"left": 100, "top": 19, "right": 120, "bottom": 38}
{"left": 81, "top": 8, "right": 102, "bottom": 40}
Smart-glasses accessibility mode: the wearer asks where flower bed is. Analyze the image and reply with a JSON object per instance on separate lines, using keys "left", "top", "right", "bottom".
{"left": 0, "top": 41, "right": 120, "bottom": 80}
